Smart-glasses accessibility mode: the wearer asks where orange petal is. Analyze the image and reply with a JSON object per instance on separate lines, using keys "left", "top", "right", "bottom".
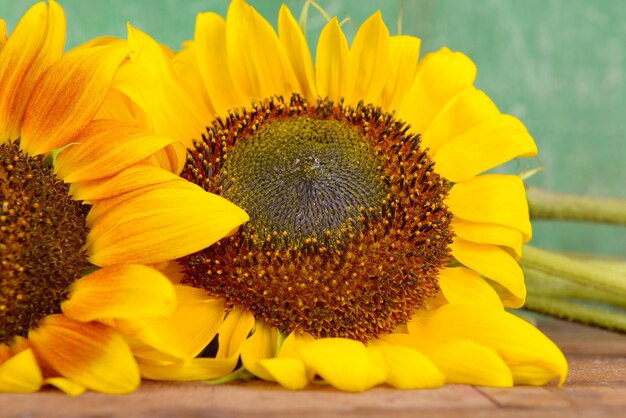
{"left": 54, "top": 119, "right": 185, "bottom": 183}
{"left": 87, "top": 179, "right": 249, "bottom": 266}
{"left": 28, "top": 314, "right": 140, "bottom": 394}
{"left": 21, "top": 44, "right": 128, "bottom": 155}
{"left": 68, "top": 162, "right": 182, "bottom": 202}
{"left": 0, "top": 1, "right": 65, "bottom": 141}
{"left": 62, "top": 264, "right": 176, "bottom": 322}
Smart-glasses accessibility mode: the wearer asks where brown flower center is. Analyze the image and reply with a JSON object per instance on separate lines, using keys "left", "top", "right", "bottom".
{"left": 180, "top": 94, "right": 453, "bottom": 342}
{"left": 0, "top": 141, "right": 90, "bottom": 344}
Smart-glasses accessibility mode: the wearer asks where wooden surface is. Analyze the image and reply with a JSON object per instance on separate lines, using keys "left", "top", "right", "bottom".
{"left": 1, "top": 314, "right": 625, "bottom": 418}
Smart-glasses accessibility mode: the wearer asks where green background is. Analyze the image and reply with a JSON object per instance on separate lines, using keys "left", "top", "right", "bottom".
{"left": 3, "top": 0, "right": 625, "bottom": 257}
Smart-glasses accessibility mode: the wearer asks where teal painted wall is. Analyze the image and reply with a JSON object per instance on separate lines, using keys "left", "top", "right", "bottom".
{"left": 3, "top": 0, "right": 625, "bottom": 256}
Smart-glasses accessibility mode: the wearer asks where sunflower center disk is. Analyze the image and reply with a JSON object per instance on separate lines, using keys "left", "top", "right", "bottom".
{"left": 181, "top": 95, "right": 454, "bottom": 342}
{"left": 0, "top": 141, "right": 90, "bottom": 344}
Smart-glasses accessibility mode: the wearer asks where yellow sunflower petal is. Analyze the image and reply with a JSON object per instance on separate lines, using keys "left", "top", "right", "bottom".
{"left": 123, "top": 25, "right": 212, "bottom": 147}
{"left": 21, "top": 44, "right": 128, "bottom": 155}
{"left": 257, "top": 357, "right": 309, "bottom": 390}
{"left": 0, "top": 349, "right": 43, "bottom": 393}
{"left": 240, "top": 321, "right": 278, "bottom": 381}
{"left": 451, "top": 237, "right": 526, "bottom": 308}
{"left": 54, "top": 119, "right": 185, "bottom": 183}
{"left": 433, "top": 114, "right": 538, "bottom": 182}
{"left": 139, "top": 356, "right": 239, "bottom": 381}
{"left": 28, "top": 314, "right": 140, "bottom": 394}
{"left": 447, "top": 174, "right": 532, "bottom": 240}
{"left": 0, "top": 0, "right": 65, "bottom": 141}
{"left": 45, "top": 377, "right": 86, "bottom": 396}
{"left": 225, "top": 0, "right": 297, "bottom": 100}
{"left": 397, "top": 47, "right": 476, "bottom": 134}
{"left": 452, "top": 218, "right": 523, "bottom": 260}
{"left": 115, "top": 287, "right": 225, "bottom": 360}
{"left": 61, "top": 264, "right": 175, "bottom": 322}
{"left": 379, "top": 35, "right": 421, "bottom": 111}
{"left": 0, "top": 19, "right": 6, "bottom": 47}
{"left": 87, "top": 180, "right": 249, "bottom": 266}
{"left": 298, "top": 338, "right": 386, "bottom": 392}
{"left": 216, "top": 308, "right": 256, "bottom": 359}
{"left": 194, "top": 12, "right": 246, "bottom": 115}
{"left": 421, "top": 87, "right": 500, "bottom": 154}
{"left": 426, "top": 339, "right": 514, "bottom": 387}
{"left": 68, "top": 163, "right": 182, "bottom": 202}
{"left": 315, "top": 18, "right": 350, "bottom": 102}
{"left": 437, "top": 267, "right": 503, "bottom": 309}
{"left": 424, "top": 305, "right": 568, "bottom": 386}
{"left": 346, "top": 11, "right": 390, "bottom": 105}
{"left": 278, "top": 4, "right": 317, "bottom": 100}
{"left": 373, "top": 342, "right": 444, "bottom": 389}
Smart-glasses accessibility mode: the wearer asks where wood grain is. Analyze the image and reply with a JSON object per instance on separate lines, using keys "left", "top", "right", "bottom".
{"left": 1, "top": 314, "right": 625, "bottom": 418}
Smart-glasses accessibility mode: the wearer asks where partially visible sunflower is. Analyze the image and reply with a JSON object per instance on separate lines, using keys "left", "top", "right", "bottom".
{"left": 0, "top": 1, "right": 247, "bottom": 394}
{"left": 103, "top": 0, "right": 567, "bottom": 391}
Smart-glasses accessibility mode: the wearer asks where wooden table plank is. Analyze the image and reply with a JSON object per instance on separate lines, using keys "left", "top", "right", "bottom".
{"left": 1, "top": 314, "right": 625, "bottom": 418}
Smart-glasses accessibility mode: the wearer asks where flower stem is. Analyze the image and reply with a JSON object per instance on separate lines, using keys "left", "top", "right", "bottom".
{"left": 526, "top": 186, "right": 626, "bottom": 224}
{"left": 524, "top": 266, "right": 626, "bottom": 309}
{"left": 521, "top": 245, "right": 626, "bottom": 296}
{"left": 524, "top": 294, "right": 626, "bottom": 333}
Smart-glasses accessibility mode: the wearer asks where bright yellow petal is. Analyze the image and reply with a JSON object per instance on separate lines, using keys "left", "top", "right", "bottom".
{"left": 257, "top": 357, "right": 309, "bottom": 390}
{"left": 216, "top": 308, "right": 256, "bottom": 359}
{"left": 54, "top": 119, "right": 185, "bottom": 183}
{"left": 240, "top": 321, "right": 278, "bottom": 381}
{"left": 421, "top": 87, "right": 500, "bottom": 154}
{"left": 21, "top": 44, "right": 128, "bottom": 155}
{"left": 225, "top": 0, "right": 298, "bottom": 100}
{"left": 379, "top": 35, "right": 421, "bottom": 111}
{"left": 68, "top": 162, "right": 182, "bottom": 202}
{"left": 346, "top": 11, "right": 390, "bottom": 106}
{"left": 278, "top": 4, "right": 317, "bottom": 100}
{"left": 452, "top": 218, "right": 523, "bottom": 260}
{"left": 61, "top": 264, "right": 176, "bottom": 322}
{"left": 433, "top": 114, "right": 538, "bottom": 182}
{"left": 397, "top": 47, "right": 476, "bottom": 135}
{"left": 373, "top": 342, "right": 444, "bottom": 389}
{"left": 315, "top": 18, "right": 350, "bottom": 101}
{"left": 437, "top": 267, "right": 504, "bottom": 309}
{"left": 28, "top": 315, "right": 140, "bottom": 394}
{"left": 298, "top": 338, "right": 386, "bottom": 392}
{"left": 194, "top": 13, "right": 246, "bottom": 115}
{"left": 447, "top": 174, "right": 532, "bottom": 241}
{"left": 451, "top": 237, "right": 526, "bottom": 308}
{"left": 0, "top": 19, "right": 6, "bottom": 48}
{"left": 0, "top": 1, "right": 65, "bottom": 141}
{"left": 426, "top": 339, "right": 514, "bottom": 387}
{"left": 45, "top": 377, "right": 86, "bottom": 396}
{"left": 139, "top": 356, "right": 238, "bottom": 381}
{"left": 120, "top": 25, "right": 212, "bottom": 147}
{"left": 115, "top": 286, "right": 225, "bottom": 360}
{"left": 0, "top": 349, "right": 43, "bottom": 393}
{"left": 87, "top": 180, "right": 249, "bottom": 266}
{"left": 424, "top": 305, "right": 568, "bottom": 386}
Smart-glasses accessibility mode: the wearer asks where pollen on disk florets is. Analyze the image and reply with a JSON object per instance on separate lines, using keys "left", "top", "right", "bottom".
{"left": 180, "top": 94, "right": 453, "bottom": 342}
{"left": 0, "top": 141, "right": 90, "bottom": 344}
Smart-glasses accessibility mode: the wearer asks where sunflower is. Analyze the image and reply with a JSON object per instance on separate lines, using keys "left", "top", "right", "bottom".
{"left": 0, "top": 1, "right": 247, "bottom": 394}
{"left": 104, "top": 0, "right": 568, "bottom": 391}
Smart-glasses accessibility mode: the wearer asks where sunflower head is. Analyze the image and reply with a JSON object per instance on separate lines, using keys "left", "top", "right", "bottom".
{"left": 180, "top": 94, "right": 453, "bottom": 341}
{"left": 0, "top": 140, "right": 90, "bottom": 344}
